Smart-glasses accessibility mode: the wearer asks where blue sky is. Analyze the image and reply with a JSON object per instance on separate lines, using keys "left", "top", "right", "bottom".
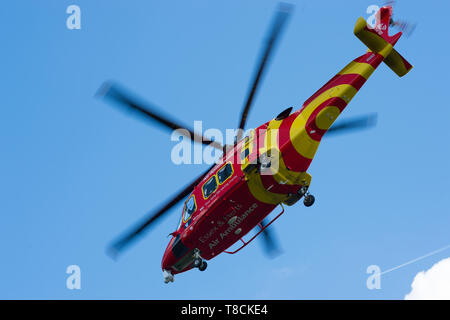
{"left": 1, "top": 0, "right": 450, "bottom": 299}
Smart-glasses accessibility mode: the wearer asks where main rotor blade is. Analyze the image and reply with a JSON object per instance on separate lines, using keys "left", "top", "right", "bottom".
{"left": 97, "top": 82, "right": 224, "bottom": 150}
{"left": 325, "top": 113, "right": 378, "bottom": 137}
{"left": 236, "top": 3, "right": 293, "bottom": 140}
{"left": 107, "top": 164, "right": 214, "bottom": 259}
{"left": 259, "top": 218, "right": 282, "bottom": 259}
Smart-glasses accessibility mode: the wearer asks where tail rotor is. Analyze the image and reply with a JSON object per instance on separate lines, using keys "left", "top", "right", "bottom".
{"left": 386, "top": 0, "right": 417, "bottom": 38}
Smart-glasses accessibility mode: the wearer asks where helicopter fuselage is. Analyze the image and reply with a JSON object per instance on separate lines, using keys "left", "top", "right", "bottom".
{"left": 162, "top": 49, "right": 388, "bottom": 278}
{"left": 158, "top": 5, "right": 413, "bottom": 282}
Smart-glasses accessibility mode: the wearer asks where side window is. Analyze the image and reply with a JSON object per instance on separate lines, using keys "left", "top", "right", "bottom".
{"left": 217, "top": 162, "right": 233, "bottom": 184}
{"left": 202, "top": 176, "right": 218, "bottom": 199}
{"left": 183, "top": 195, "right": 196, "bottom": 223}
{"left": 240, "top": 147, "right": 250, "bottom": 161}
{"left": 240, "top": 130, "right": 254, "bottom": 162}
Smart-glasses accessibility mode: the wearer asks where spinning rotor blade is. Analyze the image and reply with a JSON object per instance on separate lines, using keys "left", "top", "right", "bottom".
{"left": 385, "top": 0, "right": 417, "bottom": 38}
{"left": 108, "top": 165, "right": 214, "bottom": 259}
{"left": 259, "top": 218, "right": 282, "bottom": 259}
{"left": 97, "top": 82, "right": 224, "bottom": 150}
{"left": 390, "top": 19, "right": 417, "bottom": 38}
{"left": 325, "top": 113, "right": 378, "bottom": 137}
{"left": 236, "top": 3, "right": 293, "bottom": 140}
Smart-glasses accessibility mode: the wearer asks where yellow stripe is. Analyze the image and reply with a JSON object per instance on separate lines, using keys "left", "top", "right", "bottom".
{"left": 245, "top": 118, "right": 313, "bottom": 204}
{"left": 259, "top": 118, "right": 282, "bottom": 155}
{"left": 243, "top": 118, "right": 287, "bottom": 205}
{"left": 378, "top": 43, "right": 393, "bottom": 58}
{"left": 384, "top": 48, "right": 413, "bottom": 77}
{"left": 259, "top": 119, "right": 312, "bottom": 185}
{"left": 290, "top": 84, "right": 358, "bottom": 159}
{"left": 338, "top": 61, "right": 375, "bottom": 79}
{"left": 315, "top": 106, "right": 341, "bottom": 130}
{"left": 290, "top": 128, "right": 320, "bottom": 159}
{"left": 354, "top": 17, "right": 394, "bottom": 58}
{"left": 246, "top": 169, "right": 287, "bottom": 205}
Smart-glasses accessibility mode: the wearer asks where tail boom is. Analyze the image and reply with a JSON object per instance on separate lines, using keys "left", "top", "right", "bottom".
{"left": 279, "top": 6, "right": 412, "bottom": 173}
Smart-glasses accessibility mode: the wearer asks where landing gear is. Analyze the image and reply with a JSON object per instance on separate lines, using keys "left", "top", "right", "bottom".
{"left": 301, "top": 185, "right": 315, "bottom": 207}
{"left": 193, "top": 257, "right": 208, "bottom": 271}
{"left": 303, "top": 193, "right": 315, "bottom": 207}
{"left": 284, "top": 185, "right": 315, "bottom": 207}
{"left": 193, "top": 249, "right": 208, "bottom": 271}
{"left": 284, "top": 185, "right": 308, "bottom": 206}
{"left": 193, "top": 257, "right": 202, "bottom": 268}
{"left": 198, "top": 261, "right": 207, "bottom": 272}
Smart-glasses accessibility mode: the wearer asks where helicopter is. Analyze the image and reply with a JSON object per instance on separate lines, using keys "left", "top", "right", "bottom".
{"left": 97, "top": 4, "right": 412, "bottom": 283}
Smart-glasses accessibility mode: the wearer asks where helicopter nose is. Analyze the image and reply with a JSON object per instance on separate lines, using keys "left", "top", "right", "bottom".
{"left": 161, "top": 240, "right": 177, "bottom": 271}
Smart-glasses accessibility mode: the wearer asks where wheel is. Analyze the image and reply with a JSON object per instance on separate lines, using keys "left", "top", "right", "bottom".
{"left": 193, "top": 257, "right": 202, "bottom": 268}
{"left": 198, "top": 261, "right": 207, "bottom": 272}
{"left": 303, "top": 194, "right": 315, "bottom": 207}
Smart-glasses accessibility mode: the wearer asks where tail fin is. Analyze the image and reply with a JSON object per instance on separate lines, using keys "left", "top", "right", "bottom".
{"left": 354, "top": 6, "right": 413, "bottom": 77}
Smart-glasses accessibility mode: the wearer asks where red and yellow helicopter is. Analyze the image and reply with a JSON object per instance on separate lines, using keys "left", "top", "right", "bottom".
{"left": 98, "top": 4, "right": 412, "bottom": 283}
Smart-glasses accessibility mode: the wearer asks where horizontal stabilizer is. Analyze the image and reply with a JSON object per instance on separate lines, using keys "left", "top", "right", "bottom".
{"left": 383, "top": 48, "right": 413, "bottom": 77}
{"left": 353, "top": 6, "right": 413, "bottom": 77}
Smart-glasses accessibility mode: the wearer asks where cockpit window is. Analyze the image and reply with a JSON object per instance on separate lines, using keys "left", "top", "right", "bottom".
{"left": 202, "top": 176, "right": 218, "bottom": 199}
{"left": 217, "top": 162, "right": 233, "bottom": 184}
{"left": 182, "top": 195, "right": 196, "bottom": 223}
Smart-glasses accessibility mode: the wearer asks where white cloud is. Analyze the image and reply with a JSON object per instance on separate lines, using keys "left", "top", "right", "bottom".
{"left": 405, "top": 257, "right": 450, "bottom": 300}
